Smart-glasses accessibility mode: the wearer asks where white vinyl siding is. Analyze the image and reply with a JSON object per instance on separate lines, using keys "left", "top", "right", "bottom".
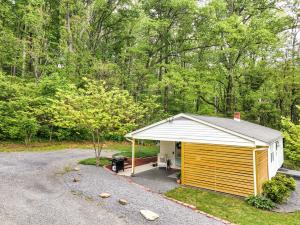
{"left": 268, "top": 137, "right": 284, "bottom": 178}
{"left": 132, "top": 117, "right": 254, "bottom": 147}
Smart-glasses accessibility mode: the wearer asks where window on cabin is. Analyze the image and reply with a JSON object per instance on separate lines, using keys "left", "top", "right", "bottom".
{"left": 271, "top": 151, "right": 274, "bottom": 163}
{"left": 275, "top": 141, "right": 279, "bottom": 157}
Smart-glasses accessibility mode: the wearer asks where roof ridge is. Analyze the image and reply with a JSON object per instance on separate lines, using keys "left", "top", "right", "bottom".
{"left": 182, "top": 113, "right": 282, "bottom": 144}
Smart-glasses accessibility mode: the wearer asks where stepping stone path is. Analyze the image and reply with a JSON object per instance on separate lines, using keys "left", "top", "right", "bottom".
{"left": 140, "top": 210, "right": 159, "bottom": 221}
{"left": 118, "top": 199, "right": 128, "bottom": 205}
{"left": 99, "top": 193, "right": 111, "bottom": 198}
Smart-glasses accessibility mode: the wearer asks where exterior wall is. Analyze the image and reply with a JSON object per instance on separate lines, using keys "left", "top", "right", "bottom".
{"left": 268, "top": 137, "right": 284, "bottom": 178}
{"left": 133, "top": 117, "right": 254, "bottom": 147}
{"left": 159, "top": 141, "right": 176, "bottom": 168}
{"left": 255, "top": 150, "right": 269, "bottom": 194}
{"left": 182, "top": 142, "right": 255, "bottom": 197}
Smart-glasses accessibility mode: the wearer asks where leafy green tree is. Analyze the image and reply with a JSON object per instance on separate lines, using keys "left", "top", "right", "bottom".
{"left": 51, "top": 78, "right": 143, "bottom": 166}
{"left": 282, "top": 114, "right": 300, "bottom": 166}
{"left": 0, "top": 0, "right": 299, "bottom": 143}
{"left": 0, "top": 73, "right": 40, "bottom": 143}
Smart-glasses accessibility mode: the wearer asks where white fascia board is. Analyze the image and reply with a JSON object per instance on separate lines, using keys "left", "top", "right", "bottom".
{"left": 129, "top": 135, "right": 256, "bottom": 147}
{"left": 125, "top": 113, "right": 185, "bottom": 138}
{"left": 125, "top": 113, "right": 269, "bottom": 147}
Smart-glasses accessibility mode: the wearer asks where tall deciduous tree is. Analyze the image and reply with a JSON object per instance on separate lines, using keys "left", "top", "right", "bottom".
{"left": 51, "top": 78, "right": 144, "bottom": 166}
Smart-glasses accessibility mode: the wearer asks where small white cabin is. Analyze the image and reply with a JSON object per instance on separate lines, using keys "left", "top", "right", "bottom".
{"left": 126, "top": 113, "right": 284, "bottom": 197}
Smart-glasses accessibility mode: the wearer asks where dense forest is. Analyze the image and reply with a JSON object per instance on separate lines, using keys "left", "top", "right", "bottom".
{"left": 0, "top": 0, "right": 299, "bottom": 151}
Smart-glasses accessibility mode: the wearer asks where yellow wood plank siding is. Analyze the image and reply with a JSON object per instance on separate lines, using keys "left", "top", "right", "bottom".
{"left": 255, "top": 150, "right": 269, "bottom": 194}
{"left": 182, "top": 143, "right": 255, "bottom": 197}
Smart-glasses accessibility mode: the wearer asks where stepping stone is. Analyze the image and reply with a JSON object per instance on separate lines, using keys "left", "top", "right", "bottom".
{"left": 140, "top": 210, "right": 159, "bottom": 221}
{"left": 118, "top": 199, "right": 128, "bottom": 205}
{"left": 99, "top": 193, "right": 111, "bottom": 198}
{"left": 74, "top": 166, "right": 80, "bottom": 171}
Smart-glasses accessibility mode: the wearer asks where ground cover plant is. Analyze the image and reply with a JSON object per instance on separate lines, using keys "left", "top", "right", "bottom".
{"left": 245, "top": 195, "right": 275, "bottom": 210}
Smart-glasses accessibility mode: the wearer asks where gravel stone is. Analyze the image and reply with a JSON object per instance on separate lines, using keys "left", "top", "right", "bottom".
{"left": 73, "top": 177, "right": 80, "bottom": 182}
{"left": 118, "top": 199, "right": 128, "bottom": 205}
{"left": 74, "top": 166, "right": 80, "bottom": 171}
{"left": 100, "top": 193, "right": 111, "bottom": 198}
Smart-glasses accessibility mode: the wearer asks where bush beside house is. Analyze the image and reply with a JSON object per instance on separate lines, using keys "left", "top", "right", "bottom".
{"left": 262, "top": 174, "right": 296, "bottom": 204}
{"left": 246, "top": 174, "right": 296, "bottom": 210}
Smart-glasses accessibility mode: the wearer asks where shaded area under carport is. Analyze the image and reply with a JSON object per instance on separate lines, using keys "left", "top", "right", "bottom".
{"left": 130, "top": 168, "right": 180, "bottom": 193}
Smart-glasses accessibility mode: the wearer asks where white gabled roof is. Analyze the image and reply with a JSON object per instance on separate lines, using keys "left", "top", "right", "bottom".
{"left": 126, "top": 113, "right": 282, "bottom": 146}
{"left": 187, "top": 114, "right": 282, "bottom": 144}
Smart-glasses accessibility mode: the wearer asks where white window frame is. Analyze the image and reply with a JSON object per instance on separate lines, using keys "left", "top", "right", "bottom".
{"left": 275, "top": 141, "right": 279, "bottom": 159}
{"left": 270, "top": 145, "right": 275, "bottom": 163}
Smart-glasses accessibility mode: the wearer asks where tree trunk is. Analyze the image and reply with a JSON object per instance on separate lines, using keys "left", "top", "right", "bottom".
{"left": 49, "top": 126, "right": 53, "bottom": 142}
{"left": 66, "top": 3, "right": 73, "bottom": 53}
{"left": 225, "top": 72, "right": 233, "bottom": 116}
{"left": 92, "top": 130, "right": 103, "bottom": 167}
{"left": 291, "top": 100, "right": 299, "bottom": 124}
{"left": 21, "top": 30, "right": 27, "bottom": 77}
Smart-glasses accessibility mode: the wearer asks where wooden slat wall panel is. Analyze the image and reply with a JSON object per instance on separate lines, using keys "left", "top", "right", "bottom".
{"left": 255, "top": 150, "right": 269, "bottom": 194}
{"left": 182, "top": 143, "right": 255, "bottom": 197}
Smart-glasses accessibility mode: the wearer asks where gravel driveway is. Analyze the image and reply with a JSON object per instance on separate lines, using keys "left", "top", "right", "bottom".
{"left": 0, "top": 150, "right": 224, "bottom": 225}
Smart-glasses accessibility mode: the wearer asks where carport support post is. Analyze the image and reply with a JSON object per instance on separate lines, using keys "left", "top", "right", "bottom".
{"left": 131, "top": 139, "right": 135, "bottom": 176}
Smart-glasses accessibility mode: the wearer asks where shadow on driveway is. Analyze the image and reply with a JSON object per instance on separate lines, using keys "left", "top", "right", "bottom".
{"left": 130, "top": 168, "right": 179, "bottom": 193}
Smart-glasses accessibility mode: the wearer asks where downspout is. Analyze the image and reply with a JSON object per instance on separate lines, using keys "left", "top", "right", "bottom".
{"left": 126, "top": 137, "right": 135, "bottom": 176}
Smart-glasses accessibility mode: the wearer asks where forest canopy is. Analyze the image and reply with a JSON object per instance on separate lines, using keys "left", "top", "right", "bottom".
{"left": 0, "top": 0, "right": 299, "bottom": 144}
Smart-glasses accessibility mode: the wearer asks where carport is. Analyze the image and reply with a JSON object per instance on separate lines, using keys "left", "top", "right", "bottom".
{"left": 125, "top": 113, "right": 282, "bottom": 197}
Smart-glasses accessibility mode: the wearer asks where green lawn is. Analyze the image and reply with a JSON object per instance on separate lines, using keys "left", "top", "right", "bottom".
{"left": 0, "top": 141, "right": 93, "bottom": 152}
{"left": 0, "top": 141, "right": 159, "bottom": 158}
{"left": 112, "top": 143, "right": 159, "bottom": 158}
{"left": 78, "top": 157, "right": 111, "bottom": 167}
{"left": 165, "top": 187, "right": 300, "bottom": 225}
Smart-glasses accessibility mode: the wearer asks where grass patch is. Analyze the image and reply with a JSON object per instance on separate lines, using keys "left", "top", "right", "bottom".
{"left": 0, "top": 141, "right": 159, "bottom": 158}
{"left": 78, "top": 157, "right": 111, "bottom": 167}
{"left": 112, "top": 143, "right": 159, "bottom": 158}
{"left": 283, "top": 159, "right": 300, "bottom": 171}
{"left": 165, "top": 187, "right": 300, "bottom": 225}
{"left": 0, "top": 141, "right": 93, "bottom": 152}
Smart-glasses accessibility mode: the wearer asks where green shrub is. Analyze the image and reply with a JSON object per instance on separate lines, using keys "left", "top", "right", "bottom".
{"left": 262, "top": 174, "right": 296, "bottom": 203}
{"left": 246, "top": 195, "right": 275, "bottom": 210}
{"left": 273, "top": 174, "right": 296, "bottom": 191}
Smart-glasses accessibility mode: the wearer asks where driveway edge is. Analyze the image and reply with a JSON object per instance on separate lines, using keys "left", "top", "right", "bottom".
{"left": 104, "top": 167, "right": 235, "bottom": 225}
